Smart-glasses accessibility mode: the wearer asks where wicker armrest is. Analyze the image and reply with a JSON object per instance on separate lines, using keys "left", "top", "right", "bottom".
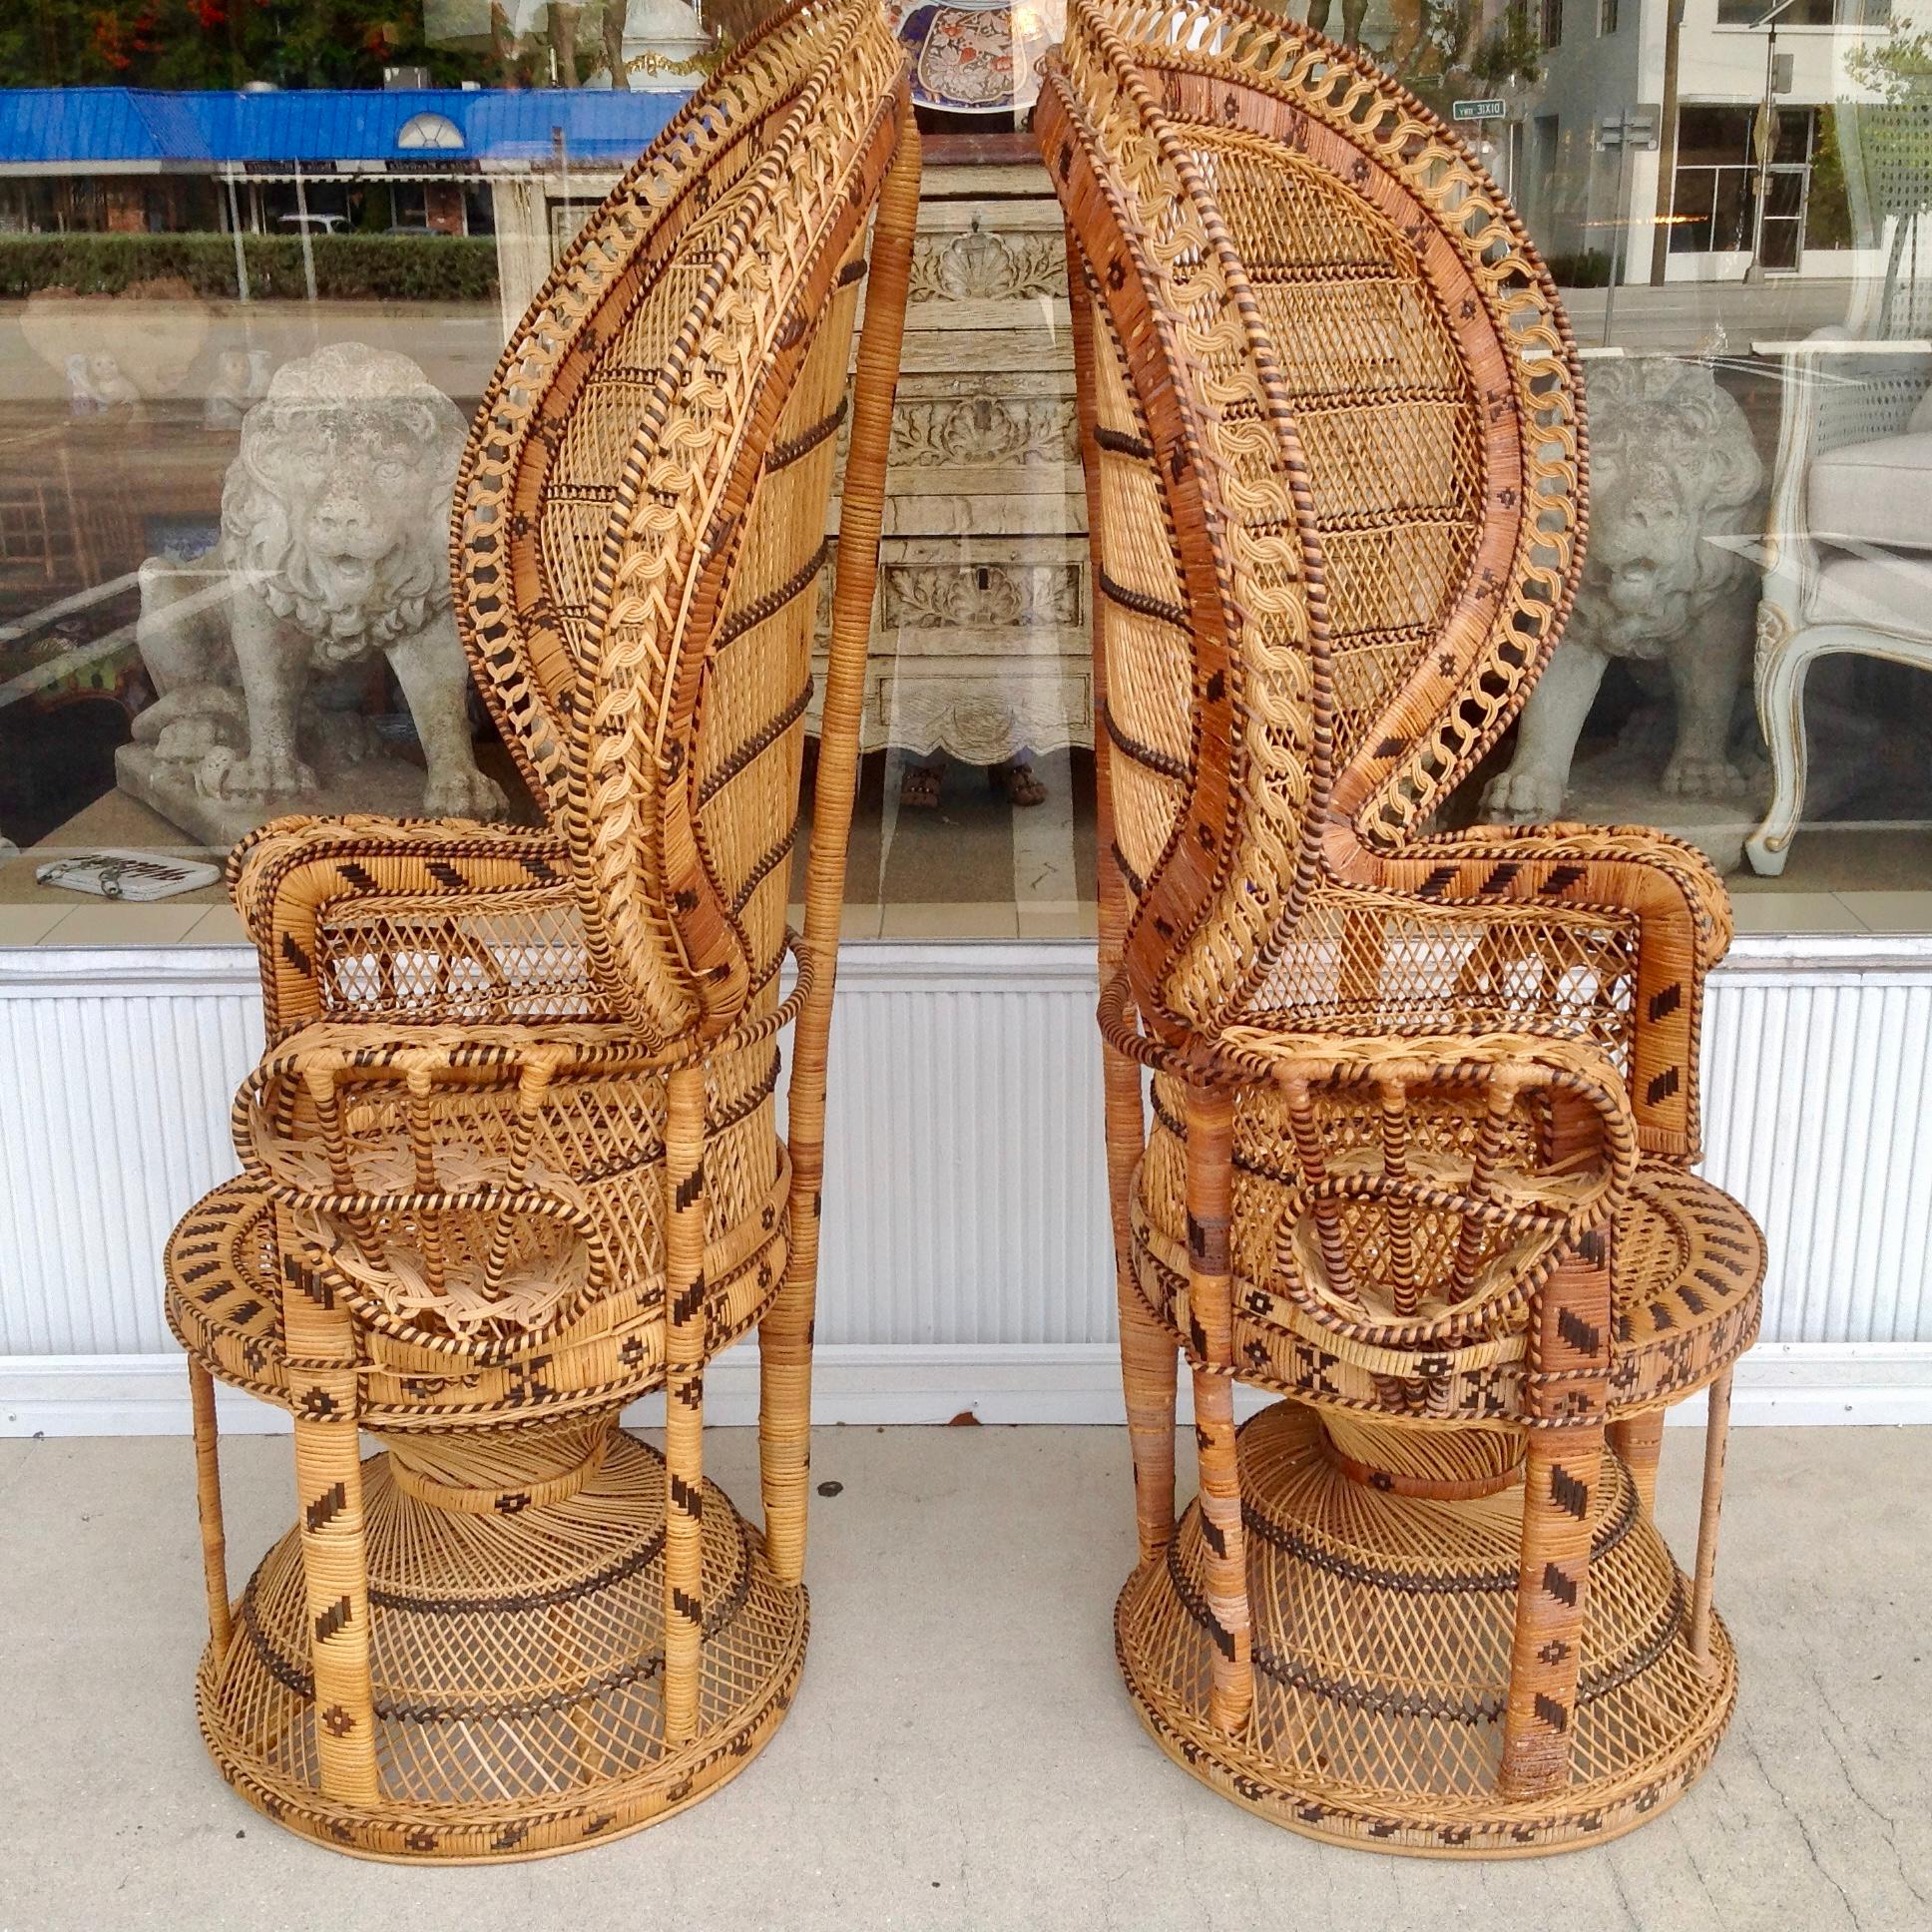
{"left": 1364, "top": 821, "right": 1729, "bottom": 1161}
{"left": 1392, "top": 821, "right": 1730, "bottom": 969}
{"left": 1233, "top": 876, "right": 1640, "bottom": 1067}
{"left": 235, "top": 937, "right": 815, "bottom": 1177}
{"left": 227, "top": 815, "right": 578, "bottom": 1036}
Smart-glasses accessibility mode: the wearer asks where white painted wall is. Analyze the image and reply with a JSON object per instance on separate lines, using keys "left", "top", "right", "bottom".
{"left": 1516, "top": 0, "right": 1651, "bottom": 266}
{"left": 1677, "top": 11, "right": 1871, "bottom": 104}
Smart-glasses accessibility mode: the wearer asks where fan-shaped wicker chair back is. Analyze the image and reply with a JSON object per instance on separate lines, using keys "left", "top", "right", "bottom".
{"left": 1045, "top": 9, "right": 1329, "bottom": 1045}
{"left": 458, "top": 0, "right": 900, "bottom": 1049}
{"left": 1123, "top": 19, "right": 1587, "bottom": 843}
{"left": 1042, "top": 0, "right": 1588, "bottom": 1045}
{"left": 1045, "top": 0, "right": 1718, "bottom": 1163}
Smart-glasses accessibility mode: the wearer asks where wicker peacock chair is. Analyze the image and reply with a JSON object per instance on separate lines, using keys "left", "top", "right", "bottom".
{"left": 163, "top": 0, "right": 918, "bottom": 1860}
{"left": 1039, "top": 0, "right": 1761, "bottom": 1854}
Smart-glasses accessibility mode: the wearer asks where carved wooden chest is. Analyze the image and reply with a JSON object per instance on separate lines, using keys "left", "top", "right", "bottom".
{"left": 819, "top": 160, "right": 1089, "bottom": 766}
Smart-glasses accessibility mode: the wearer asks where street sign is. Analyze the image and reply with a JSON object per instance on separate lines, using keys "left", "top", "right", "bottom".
{"left": 1594, "top": 103, "right": 1665, "bottom": 348}
{"left": 1453, "top": 98, "right": 1506, "bottom": 122}
{"left": 1597, "top": 103, "right": 1662, "bottom": 151}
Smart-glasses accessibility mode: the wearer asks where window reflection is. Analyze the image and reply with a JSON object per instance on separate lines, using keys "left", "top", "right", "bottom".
{"left": 0, "top": 0, "right": 1928, "bottom": 944}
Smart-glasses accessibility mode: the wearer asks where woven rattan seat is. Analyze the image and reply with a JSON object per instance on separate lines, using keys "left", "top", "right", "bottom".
{"left": 166, "top": 1184, "right": 287, "bottom": 1407}
{"left": 163, "top": 0, "right": 920, "bottom": 1860}
{"left": 1041, "top": 0, "right": 1759, "bottom": 1853}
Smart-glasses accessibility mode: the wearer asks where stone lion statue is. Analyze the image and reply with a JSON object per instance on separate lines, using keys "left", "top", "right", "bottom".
{"left": 1483, "top": 357, "right": 1763, "bottom": 824}
{"left": 131, "top": 341, "right": 506, "bottom": 821}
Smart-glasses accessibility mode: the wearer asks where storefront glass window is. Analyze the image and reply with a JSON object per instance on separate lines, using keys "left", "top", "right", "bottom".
{"left": 1, "top": 0, "right": 1929, "bottom": 946}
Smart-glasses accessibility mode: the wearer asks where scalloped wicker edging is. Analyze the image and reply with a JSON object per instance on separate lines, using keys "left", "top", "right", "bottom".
{"left": 1115, "top": 1617, "right": 1732, "bottom": 1859}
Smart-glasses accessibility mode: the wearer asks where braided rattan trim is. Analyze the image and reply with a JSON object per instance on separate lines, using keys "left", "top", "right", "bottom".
{"left": 453, "top": 0, "right": 872, "bottom": 810}
{"left": 765, "top": 397, "right": 848, "bottom": 472}
{"left": 1041, "top": 26, "right": 1336, "bottom": 1042}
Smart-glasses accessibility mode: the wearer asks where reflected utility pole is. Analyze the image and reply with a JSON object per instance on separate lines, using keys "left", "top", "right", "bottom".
{"left": 1650, "top": 0, "right": 1685, "bottom": 284}
{"left": 292, "top": 157, "right": 319, "bottom": 347}
{"left": 1598, "top": 104, "right": 1661, "bottom": 345}
{"left": 224, "top": 168, "right": 250, "bottom": 305}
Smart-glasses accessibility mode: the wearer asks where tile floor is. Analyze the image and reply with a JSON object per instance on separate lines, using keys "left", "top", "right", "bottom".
{"left": 8, "top": 753, "right": 1932, "bottom": 950}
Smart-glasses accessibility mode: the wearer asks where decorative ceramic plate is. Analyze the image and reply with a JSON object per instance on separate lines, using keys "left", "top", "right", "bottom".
{"left": 886, "top": 1, "right": 1064, "bottom": 114}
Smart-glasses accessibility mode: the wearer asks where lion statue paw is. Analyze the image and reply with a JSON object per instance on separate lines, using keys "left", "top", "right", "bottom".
{"left": 200, "top": 746, "right": 318, "bottom": 800}
{"left": 1480, "top": 769, "right": 1564, "bottom": 824}
{"left": 1661, "top": 750, "right": 1751, "bottom": 800}
{"left": 423, "top": 766, "right": 509, "bottom": 821}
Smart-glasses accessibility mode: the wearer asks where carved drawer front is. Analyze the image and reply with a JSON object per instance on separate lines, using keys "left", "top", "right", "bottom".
{"left": 904, "top": 188, "right": 1072, "bottom": 321}
{"left": 869, "top": 664, "right": 1094, "bottom": 764}
{"left": 880, "top": 372, "right": 1082, "bottom": 538}
{"left": 835, "top": 370, "right": 1083, "bottom": 539}
{"left": 879, "top": 536, "right": 1087, "bottom": 654}
{"left": 810, "top": 533, "right": 1093, "bottom": 762}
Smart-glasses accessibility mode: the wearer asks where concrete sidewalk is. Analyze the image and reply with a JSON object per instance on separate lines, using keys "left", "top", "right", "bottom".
{"left": 2, "top": 1423, "right": 1926, "bottom": 1931}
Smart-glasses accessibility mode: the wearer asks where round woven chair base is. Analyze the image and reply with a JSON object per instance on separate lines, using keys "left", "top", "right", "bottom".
{"left": 197, "top": 1429, "right": 806, "bottom": 1862}
{"left": 1115, "top": 1403, "right": 1736, "bottom": 1857}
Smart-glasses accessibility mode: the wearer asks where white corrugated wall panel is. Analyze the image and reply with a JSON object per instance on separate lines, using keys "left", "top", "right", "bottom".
{"left": 1, "top": 939, "right": 1928, "bottom": 1359}
{"left": 812, "top": 974, "right": 1110, "bottom": 1345}
{"left": 0, "top": 977, "right": 258, "bottom": 1355}
{"left": 1699, "top": 964, "right": 1932, "bottom": 1344}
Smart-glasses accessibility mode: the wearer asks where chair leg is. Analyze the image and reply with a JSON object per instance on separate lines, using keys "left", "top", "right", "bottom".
{"left": 1690, "top": 1367, "right": 1734, "bottom": 1672}
{"left": 1192, "top": 1369, "right": 1250, "bottom": 1733}
{"left": 663, "top": 1062, "right": 710, "bottom": 1749}
{"left": 1184, "top": 1086, "right": 1250, "bottom": 1733}
{"left": 1120, "top": 1263, "right": 1180, "bottom": 1561}
{"left": 1610, "top": 1409, "right": 1665, "bottom": 1515}
{"left": 1067, "top": 223, "right": 1178, "bottom": 1562}
{"left": 760, "top": 114, "right": 922, "bottom": 1590}
{"left": 1501, "top": 1156, "right": 1611, "bottom": 1802}
{"left": 1745, "top": 629, "right": 1828, "bottom": 876}
{"left": 188, "top": 1357, "right": 233, "bottom": 1664}
{"left": 281, "top": 1276, "right": 378, "bottom": 1803}
{"left": 1107, "top": 1039, "right": 1176, "bottom": 1562}
{"left": 1500, "top": 1418, "right": 1604, "bottom": 1799}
